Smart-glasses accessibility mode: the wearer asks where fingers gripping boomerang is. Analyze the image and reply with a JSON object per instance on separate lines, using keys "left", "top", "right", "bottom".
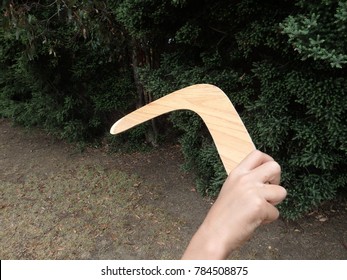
{"left": 110, "top": 84, "right": 255, "bottom": 175}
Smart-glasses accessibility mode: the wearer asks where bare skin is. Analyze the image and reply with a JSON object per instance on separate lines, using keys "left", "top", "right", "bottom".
{"left": 182, "top": 150, "right": 287, "bottom": 260}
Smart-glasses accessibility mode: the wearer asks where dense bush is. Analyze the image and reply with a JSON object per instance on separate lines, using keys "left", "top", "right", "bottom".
{"left": 137, "top": 0, "right": 347, "bottom": 219}
{"left": 1, "top": 0, "right": 346, "bottom": 219}
{"left": 0, "top": 1, "right": 137, "bottom": 143}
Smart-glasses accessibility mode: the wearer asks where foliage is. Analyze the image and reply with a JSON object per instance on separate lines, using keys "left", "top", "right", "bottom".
{"left": 246, "top": 61, "right": 347, "bottom": 219}
{"left": 0, "top": 0, "right": 136, "bottom": 143}
{"left": 281, "top": 1, "right": 347, "bottom": 68}
{"left": 138, "top": 0, "right": 347, "bottom": 219}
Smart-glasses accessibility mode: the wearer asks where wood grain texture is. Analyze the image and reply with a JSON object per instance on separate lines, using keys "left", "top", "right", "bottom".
{"left": 110, "top": 84, "right": 255, "bottom": 174}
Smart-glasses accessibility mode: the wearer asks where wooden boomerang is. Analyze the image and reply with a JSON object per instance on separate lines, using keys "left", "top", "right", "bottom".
{"left": 110, "top": 84, "right": 255, "bottom": 175}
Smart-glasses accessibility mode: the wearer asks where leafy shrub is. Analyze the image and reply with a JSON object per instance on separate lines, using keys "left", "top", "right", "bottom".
{"left": 0, "top": 2, "right": 137, "bottom": 143}
{"left": 281, "top": 1, "right": 347, "bottom": 68}
{"left": 138, "top": 0, "right": 347, "bottom": 219}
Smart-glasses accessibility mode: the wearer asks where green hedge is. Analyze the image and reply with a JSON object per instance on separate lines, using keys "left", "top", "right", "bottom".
{"left": 138, "top": 0, "right": 347, "bottom": 219}
{"left": 0, "top": 2, "right": 137, "bottom": 143}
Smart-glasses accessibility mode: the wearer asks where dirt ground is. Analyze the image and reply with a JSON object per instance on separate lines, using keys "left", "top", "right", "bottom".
{"left": 1, "top": 118, "right": 346, "bottom": 260}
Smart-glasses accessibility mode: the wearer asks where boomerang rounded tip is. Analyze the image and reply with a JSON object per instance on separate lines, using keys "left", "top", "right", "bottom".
{"left": 110, "top": 119, "right": 123, "bottom": 134}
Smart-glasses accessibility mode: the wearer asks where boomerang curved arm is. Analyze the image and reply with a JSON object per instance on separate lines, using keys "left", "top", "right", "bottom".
{"left": 110, "top": 84, "right": 255, "bottom": 174}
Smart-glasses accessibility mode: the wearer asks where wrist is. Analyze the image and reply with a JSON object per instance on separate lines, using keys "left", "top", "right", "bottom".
{"left": 181, "top": 221, "right": 231, "bottom": 260}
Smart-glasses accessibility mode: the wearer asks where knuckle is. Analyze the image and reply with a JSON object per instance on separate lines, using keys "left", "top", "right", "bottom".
{"left": 253, "top": 149, "right": 263, "bottom": 158}
{"left": 272, "top": 208, "right": 280, "bottom": 220}
{"left": 270, "top": 161, "right": 281, "bottom": 174}
{"left": 279, "top": 186, "right": 287, "bottom": 199}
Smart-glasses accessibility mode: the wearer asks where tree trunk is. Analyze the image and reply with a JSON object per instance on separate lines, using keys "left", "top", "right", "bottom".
{"left": 129, "top": 38, "right": 159, "bottom": 146}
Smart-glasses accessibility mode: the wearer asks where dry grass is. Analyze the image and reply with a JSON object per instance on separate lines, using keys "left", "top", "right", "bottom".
{"left": 0, "top": 165, "right": 185, "bottom": 259}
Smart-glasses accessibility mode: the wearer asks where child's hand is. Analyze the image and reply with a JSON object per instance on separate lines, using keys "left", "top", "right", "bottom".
{"left": 182, "top": 150, "right": 287, "bottom": 259}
